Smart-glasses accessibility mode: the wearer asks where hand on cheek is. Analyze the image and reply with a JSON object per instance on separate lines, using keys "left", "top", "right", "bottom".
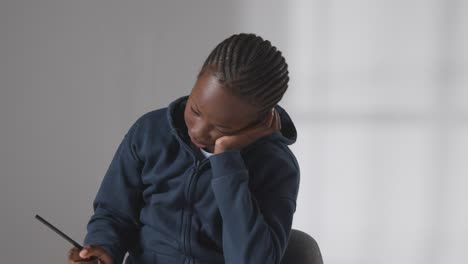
{"left": 213, "top": 109, "right": 281, "bottom": 154}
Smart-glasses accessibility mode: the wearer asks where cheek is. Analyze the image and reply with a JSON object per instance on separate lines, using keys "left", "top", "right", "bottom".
{"left": 183, "top": 111, "right": 204, "bottom": 136}
{"left": 184, "top": 113, "right": 201, "bottom": 138}
{"left": 183, "top": 110, "right": 193, "bottom": 129}
{"left": 186, "top": 118, "right": 223, "bottom": 142}
{"left": 183, "top": 106, "right": 224, "bottom": 142}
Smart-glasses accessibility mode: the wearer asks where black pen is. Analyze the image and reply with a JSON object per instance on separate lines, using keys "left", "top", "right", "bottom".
{"left": 35, "top": 214, "right": 98, "bottom": 262}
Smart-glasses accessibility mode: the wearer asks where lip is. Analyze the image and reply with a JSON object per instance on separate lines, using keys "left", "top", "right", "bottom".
{"left": 190, "top": 136, "right": 208, "bottom": 148}
{"left": 192, "top": 140, "right": 206, "bottom": 148}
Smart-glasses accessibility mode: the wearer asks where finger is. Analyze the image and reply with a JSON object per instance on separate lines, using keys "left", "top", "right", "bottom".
{"left": 255, "top": 110, "right": 278, "bottom": 133}
{"left": 253, "top": 118, "right": 278, "bottom": 138}
{"left": 81, "top": 245, "right": 113, "bottom": 264}
{"left": 72, "top": 258, "right": 99, "bottom": 264}
{"left": 259, "top": 109, "right": 273, "bottom": 125}
{"left": 256, "top": 110, "right": 273, "bottom": 131}
{"left": 260, "top": 110, "right": 280, "bottom": 136}
{"left": 268, "top": 109, "right": 276, "bottom": 127}
{"left": 79, "top": 246, "right": 105, "bottom": 261}
{"left": 274, "top": 109, "right": 281, "bottom": 131}
{"left": 68, "top": 247, "right": 82, "bottom": 262}
{"left": 68, "top": 248, "right": 96, "bottom": 262}
{"left": 68, "top": 247, "right": 79, "bottom": 258}
{"left": 79, "top": 245, "right": 93, "bottom": 259}
{"left": 267, "top": 109, "right": 278, "bottom": 129}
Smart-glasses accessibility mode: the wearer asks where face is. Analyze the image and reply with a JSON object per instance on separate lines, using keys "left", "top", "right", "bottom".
{"left": 184, "top": 72, "right": 263, "bottom": 153}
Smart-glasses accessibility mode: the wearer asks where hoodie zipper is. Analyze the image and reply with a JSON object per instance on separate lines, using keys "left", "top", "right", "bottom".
{"left": 171, "top": 128, "right": 211, "bottom": 262}
{"left": 183, "top": 160, "right": 197, "bottom": 255}
{"left": 182, "top": 157, "right": 210, "bottom": 261}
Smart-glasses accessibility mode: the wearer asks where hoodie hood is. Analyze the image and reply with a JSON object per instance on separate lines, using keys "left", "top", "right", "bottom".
{"left": 272, "top": 104, "right": 297, "bottom": 145}
{"left": 167, "top": 96, "right": 297, "bottom": 146}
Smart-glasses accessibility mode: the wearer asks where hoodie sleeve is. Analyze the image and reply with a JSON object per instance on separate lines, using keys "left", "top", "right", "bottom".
{"left": 209, "top": 147, "right": 300, "bottom": 264}
{"left": 83, "top": 120, "right": 144, "bottom": 264}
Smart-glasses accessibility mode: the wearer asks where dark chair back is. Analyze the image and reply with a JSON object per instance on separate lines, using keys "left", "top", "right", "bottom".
{"left": 280, "top": 229, "right": 323, "bottom": 264}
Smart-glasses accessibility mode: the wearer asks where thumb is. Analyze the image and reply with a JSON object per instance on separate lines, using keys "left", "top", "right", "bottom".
{"left": 79, "top": 248, "right": 88, "bottom": 259}
{"left": 79, "top": 245, "right": 95, "bottom": 258}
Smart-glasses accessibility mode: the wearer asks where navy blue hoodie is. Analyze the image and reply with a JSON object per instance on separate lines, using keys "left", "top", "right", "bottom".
{"left": 84, "top": 96, "right": 300, "bottom": 264}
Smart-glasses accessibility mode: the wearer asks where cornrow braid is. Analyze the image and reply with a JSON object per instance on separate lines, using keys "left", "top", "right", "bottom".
{"left": 199, "top": 33, "right": 289, "bottom": 117}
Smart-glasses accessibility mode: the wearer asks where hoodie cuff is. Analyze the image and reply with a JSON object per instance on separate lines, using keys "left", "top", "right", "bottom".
{"left": 208, "top": 150, "right": 248, "bottom": 180}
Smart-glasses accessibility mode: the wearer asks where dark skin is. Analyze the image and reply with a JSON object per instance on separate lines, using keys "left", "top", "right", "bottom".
{"left": 67, "top": 70, "right": 281, "bottom": 263}
{"left": 184, "top": 70, "right": 281, "bottom": 154}
{"left": 67, "top": 245, "right": 112, "bottom": 264}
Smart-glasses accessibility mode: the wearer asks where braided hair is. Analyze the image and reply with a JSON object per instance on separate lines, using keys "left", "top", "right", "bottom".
{"left": 199, "top": 33, "right": 289, "bottom": 117}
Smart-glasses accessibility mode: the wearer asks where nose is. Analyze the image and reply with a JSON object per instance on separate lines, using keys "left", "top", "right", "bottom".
{"left": 190, "top": 119, "right": 214, "bottom": 143}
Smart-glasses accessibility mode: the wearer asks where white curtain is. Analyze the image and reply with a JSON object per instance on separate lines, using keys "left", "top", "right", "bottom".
{"left": 240, "top": 0, "right": 468, "bottom": 263}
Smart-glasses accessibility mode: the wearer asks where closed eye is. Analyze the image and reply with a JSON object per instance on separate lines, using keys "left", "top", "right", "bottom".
{"left": 215, "top": 128, "right": 232, "bottom": 134}
{"left": 190, "top": 106, "right": 200, "bottom": 116}
{"left": 215, "top": 126, "right": 242, "bottom": 135}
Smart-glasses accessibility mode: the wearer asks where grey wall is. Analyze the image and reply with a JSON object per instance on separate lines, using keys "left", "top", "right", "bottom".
{"left": 0, "top": 1, "right": 241, "bottom": 262}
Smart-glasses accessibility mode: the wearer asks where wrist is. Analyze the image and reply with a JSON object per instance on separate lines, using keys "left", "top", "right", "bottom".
{"left": 213, "top": 141, "right": 231, "bottom": 154}
{"left": 213, "top": 146, "right": 228, "bottom": 154}
{"left": 208, "top": 149, "right": 247, "bottom": 180}
{"left": 213, "top": 144, "right": 239, "bottom": 154}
